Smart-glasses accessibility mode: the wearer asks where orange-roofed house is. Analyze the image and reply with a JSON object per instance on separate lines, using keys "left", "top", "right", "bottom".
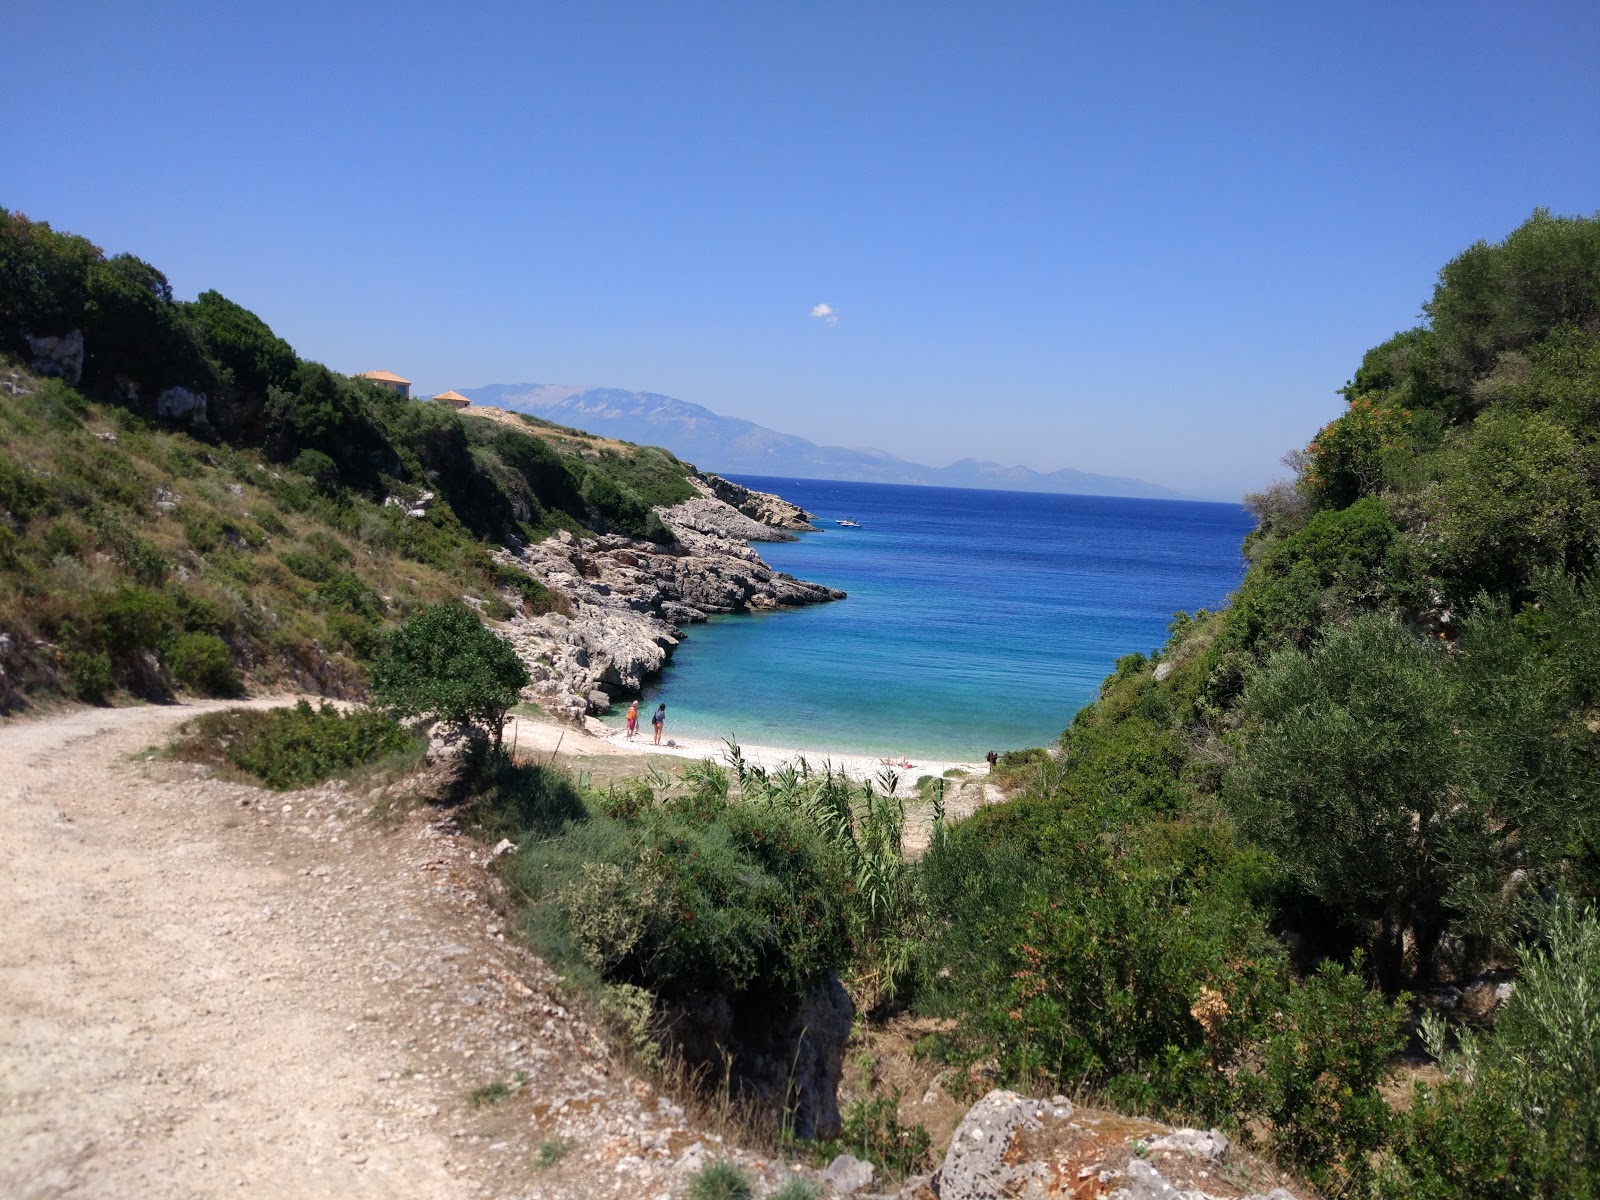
{"left": 433, "top": 390, "right": 471, "bottom": 409}
{"left": 355, "top": 370, "right": 410, "bottom": 398}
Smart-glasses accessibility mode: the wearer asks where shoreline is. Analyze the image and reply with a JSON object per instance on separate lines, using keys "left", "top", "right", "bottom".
{"left": 505, "top": 710, "right": 991, "bottom": 786}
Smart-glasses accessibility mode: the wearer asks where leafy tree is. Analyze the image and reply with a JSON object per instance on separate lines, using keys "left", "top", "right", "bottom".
{"left": 370, "top": 602, "right": 529, "bottom": 747}
{"left": 1436, "top": 408, "right": 1599, "bottom": 592}
{"left": 1226, "top": 616, "right": 1487, "bottom": 989}
{"left": 0, "top": 208, "right": 100, "bottom": 350}
{"left": 1426, "top": 208, "right": 1600, "bottom": 397}
{"left": 83, "top": 253, "right": 213, "bottom": 394}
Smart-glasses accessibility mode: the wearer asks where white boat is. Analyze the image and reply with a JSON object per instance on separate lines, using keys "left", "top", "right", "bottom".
{"left": 836, "top": 518, "right": 862, "bottom": 528}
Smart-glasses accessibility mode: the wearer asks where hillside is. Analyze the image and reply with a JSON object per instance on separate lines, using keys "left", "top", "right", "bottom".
{"left": 0, "top": 209, "right": 804, "bottom": 711}
{"left": 910, "top": 209, "right": 1600, "bottom": 1197}
{"left": 464, "top": 382, "right": 1188, "bottom": 498}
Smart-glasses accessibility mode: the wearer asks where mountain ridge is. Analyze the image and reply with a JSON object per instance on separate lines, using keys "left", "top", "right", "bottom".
{"left": 461, "top": 383, "right": 1190, "bottom": 499}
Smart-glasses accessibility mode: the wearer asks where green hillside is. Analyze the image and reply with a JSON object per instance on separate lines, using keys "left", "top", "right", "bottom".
{"left": 0, "top": 209, "right": 696, "bottom": 708}
{"left": 913, "top": 210, "right": 1600, "bottom": 1195}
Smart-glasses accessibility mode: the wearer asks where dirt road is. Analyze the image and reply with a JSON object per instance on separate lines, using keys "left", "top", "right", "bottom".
{"left": 0, "top": 702, "right": 713, "bottom": 1200}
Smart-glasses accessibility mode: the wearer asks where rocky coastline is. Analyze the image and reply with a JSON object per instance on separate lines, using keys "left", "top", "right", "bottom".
{"left": 700, "top": 472, "right": 819, "bottom": 533}
{"left": 495, "top": 477, "right": 843, "bottom": 720}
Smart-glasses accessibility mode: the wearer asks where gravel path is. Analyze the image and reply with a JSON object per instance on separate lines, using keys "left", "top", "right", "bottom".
{"left": 0, "top": 701, "right": 765, "bottom": 1200}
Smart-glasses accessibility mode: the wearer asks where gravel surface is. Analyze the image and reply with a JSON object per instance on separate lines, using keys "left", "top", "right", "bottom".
{"left": 0, "top": 701, "right": 804, "bottom": 1199}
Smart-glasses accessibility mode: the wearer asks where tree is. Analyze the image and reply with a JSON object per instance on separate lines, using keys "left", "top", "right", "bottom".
{"left": 1225, "top": 616, "right": 1487, "bottom": 989}
{"left": 370, "top": 603, "right": 530, "bottom": 748}
{"left": 1426, "top": 208, "right": 1600, "bottom": 396}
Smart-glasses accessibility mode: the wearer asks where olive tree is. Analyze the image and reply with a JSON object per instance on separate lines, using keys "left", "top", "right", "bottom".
{"left": 1226, "top": 616, "right": 1487, "bottom": 990}
{"left": 370, "top": 602, "right": 529, "bottom": 748}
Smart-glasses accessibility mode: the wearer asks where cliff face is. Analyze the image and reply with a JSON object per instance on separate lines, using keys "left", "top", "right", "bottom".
{"left": 495, "top": 489, "right": 843, "bottom": 719}
{"left": 700, "top": 473, "right": 819, "bottom": 533}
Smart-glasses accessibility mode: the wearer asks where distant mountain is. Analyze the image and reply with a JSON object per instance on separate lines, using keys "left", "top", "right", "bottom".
{"left": 461, "top": 384, "right": 1187, "bottom": 499}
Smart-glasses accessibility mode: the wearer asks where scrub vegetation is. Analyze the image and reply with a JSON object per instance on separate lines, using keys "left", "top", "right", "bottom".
{"left": 12, "top": 204, "right": 1600, "bottom": 1194}
{"left": 472, "top": 210, "right": 1600, "bottom": 1194}
{"left": 908, "top": 209, "right": 1600, "bottom": 1195}
{"left": 0, "top": 206, "right": 694, "bottom": 709}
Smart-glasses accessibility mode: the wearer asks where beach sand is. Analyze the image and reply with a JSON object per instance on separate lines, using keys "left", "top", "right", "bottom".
{"left": 503, "top": 710, "right": 990, "bottom": 788}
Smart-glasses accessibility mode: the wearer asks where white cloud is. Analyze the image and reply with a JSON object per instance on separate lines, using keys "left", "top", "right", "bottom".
{"left": 810, "top": 302, "right": 838, "bottom": 327}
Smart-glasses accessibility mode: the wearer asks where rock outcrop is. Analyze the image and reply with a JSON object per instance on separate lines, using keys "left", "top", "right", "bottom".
{"left": 917, "top": 1090, "right": 1301, "bottom": 1200}
{"left": 155, "top": 385, "right": 210, "bottom": 426}
{"left": 495, "top": 491, "right": 844, "bottom": 719}
{"left": 661, "top": 972, "right": 854, "bottom": 1142}
{"left": 26, "top": 329, "right": 84, "bottom": 385}
{"left": 702, "top": 472, "right": 819, "bottom": 532}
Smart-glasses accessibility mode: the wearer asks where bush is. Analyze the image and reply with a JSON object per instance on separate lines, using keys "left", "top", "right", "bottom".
{"left": 64, "top": 648, "right": 112, "bottom": 703}
{"left": 800, "top": 1089, "right": 932, "bottom": 1182}
{"left": 163, "top": 631, "right": 241, "bottom": 696}
{"left": 920, "top": 802, "right": 1284, "bottom": 1119}
{"left": 371, "top": 602, "right": 529, "bottom": 747}
{"left": 1217, "top": 497, "right": 1398, "bottom": 661}
{"left": 89, "top": 584, "right": 178, "bottom": 659}
{"left": 1375, "top": 900, "right": 1600, "bottom": 1197}
{"left": 171, "top": 700, "right": 413, "bottom": 789}
{"left": 496, "top": 763, "right": 850, "bottom": 1009}
{"left": 686, "top": 1161, "right": 751, "bottom": 1200}
{"left": 1436, "top": 408, "right": 1600, "bottom": 593}
{"left": 292, "top": 448, "right": 340, "bottom": 493}
{"left": 464, "top": 752, "right": 588, "bottom": 841}
{"left": 1258, "top": 955, "right": 1404, "bottom": 1191}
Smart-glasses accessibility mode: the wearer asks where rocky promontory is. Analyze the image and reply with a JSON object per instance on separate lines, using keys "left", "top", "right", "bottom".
{"left": 701, "top": 472, "right": 819, "bottom": 533}
{"left": 496, "top": 483, "right": 843, "bottom": 719}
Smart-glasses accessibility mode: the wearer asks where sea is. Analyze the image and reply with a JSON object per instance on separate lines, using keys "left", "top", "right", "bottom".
{"left": 607, "top": 477, "right": 1254, "bottom": 761}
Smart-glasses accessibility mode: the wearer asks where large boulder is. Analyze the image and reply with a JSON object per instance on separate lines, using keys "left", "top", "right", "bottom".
{"left": 929, "top": 1090, "right": 1301, "bottom": 1200}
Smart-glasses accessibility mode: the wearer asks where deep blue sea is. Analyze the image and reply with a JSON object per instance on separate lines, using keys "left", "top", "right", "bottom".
{"left": 608, "top": 478, "right": 1253, "bottom": 760}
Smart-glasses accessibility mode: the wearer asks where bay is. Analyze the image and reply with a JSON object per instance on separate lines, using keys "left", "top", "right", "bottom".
{"left": 612, "top": 477, "right": 1254, "bottom": 760}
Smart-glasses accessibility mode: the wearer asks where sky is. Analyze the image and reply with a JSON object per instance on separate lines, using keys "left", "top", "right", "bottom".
{"left": 4, "top": 2, "right": 1597, "bottom": 500}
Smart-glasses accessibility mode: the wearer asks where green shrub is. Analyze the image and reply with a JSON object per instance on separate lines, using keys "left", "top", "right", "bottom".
{"left": 686, "top": 1161, "right": 751, "bottom": 1200}
{"left": 464, "top": 753, "right": 588, "bottom": 841}
{"left": 768, "top": 1180, "right": 822, "bottom": 1200}
{"left": 1437, "top": 407, "right": 1600, "bottom": 593}
{"left": 1375, "top": 900, "right": 1600, "bottom": 1197}
{"left": 89, "top": 584, "right": 178, "bottom": 658}
{"left": 920, "top": 801, "right": 1284, "bottom": 1120}
{"left": 496, "top": 763, "right": 850, "bottom": 1009}
{"left": 64, "top": 648, "right": 112, "bottom": 703}
{"left": 292, "top": 448, "right": 340, "bottom": 493}
{"left": 170, "top": 700, "right": 413, "bottom": 789}
{"left": 184, "top": 512, "right": 223, "bottom": 552}
{"left": 799, "top": 1089, "right": 932, "bottom": 1182}
{"left": 371, "top": 602, "right": 530, "bottom": 747}
{"left": 1217, "top": 497, "right": 1398, "bottom": 661}
{"left": 163, "top": 631, "right": 240, "bottom": 696}
{"left": 1258, "top": 955, "right": 1404, "bottom": 1191}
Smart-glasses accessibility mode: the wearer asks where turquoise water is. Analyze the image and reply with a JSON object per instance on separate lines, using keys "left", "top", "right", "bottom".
{"left": 610, "top": 478, "right": 1253, "bottom": 760}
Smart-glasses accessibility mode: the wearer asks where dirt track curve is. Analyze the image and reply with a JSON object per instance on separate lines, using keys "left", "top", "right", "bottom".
{"left": 0, "top": 701, "right": 710, "bottom": 1200}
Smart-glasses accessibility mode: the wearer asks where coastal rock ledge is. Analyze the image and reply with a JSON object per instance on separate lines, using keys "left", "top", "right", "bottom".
{"left": 495, "top": 485, "right": 843, "bottom": 720}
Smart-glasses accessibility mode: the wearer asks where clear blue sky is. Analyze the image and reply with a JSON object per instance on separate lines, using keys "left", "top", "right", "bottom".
{"left": 5, "top": 2, "right": 1597, "bottom": 499}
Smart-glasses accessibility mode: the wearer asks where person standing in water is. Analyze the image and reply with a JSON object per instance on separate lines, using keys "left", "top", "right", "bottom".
{"left": 651, "top": 703, "right": 666, "bottom": 745}
{"left": 625, "top": 699, "right": 639, "bottom": 739}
